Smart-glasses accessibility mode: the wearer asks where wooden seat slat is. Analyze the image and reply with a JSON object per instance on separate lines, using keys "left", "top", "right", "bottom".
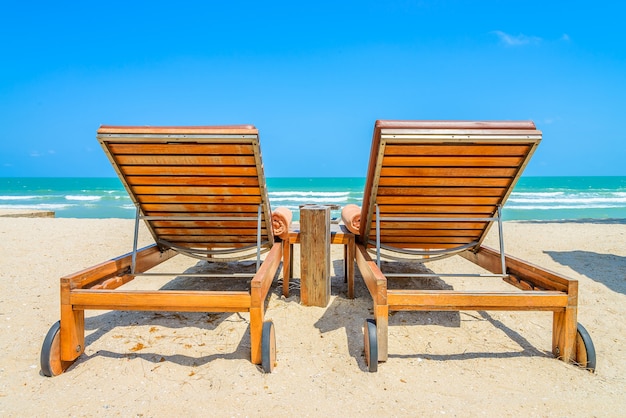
{"left": 379, "top": 167, "right": 519, "bottom": 177}
{"left": 383, "top": 144, "right": 532, "bottom": 156}
{"left": 121, "top": 166, "right": 259, "bottom": 176}
{"left": 150, "top": 220, "right": 262, "bottom": 228}
{"left": 377, "top": 186, "right": 508, "bottom": 197}
{"left": 376, "top": 229, "right": 483, "bottom": 237}
{"left": 136, "top": 195, "right": 262, "bottom": 204}
{"left": 376, "top": 196, "right": 502, "bottom": 205}
{"left": 154, "top": 228, "right": 267, "bottom": 236}
{"left": 382, "top": 155, "right": 526, "bottom": 167}
{"left": 115, "top": 155, "right": 257, "bottom": 166}
{"left": 107, "top": 143, "right": 255, "bottom": 156}
{"left": 140, "top": 204, "right": 263, "bottom": 213}
{"left": 131, "top": 186, "right": 261, "bottom": 196}
{"left": 376, "top": 205, "right": 496, "bottom": 214}
{"left": 376, "top": 221, "right": 489, "bottom": 229}
{"left": 378, "top": 177, "right": 512, "bottom": 187}
{"left": 159, "top": 235, "right": 265, "bottom": 243}
{"left": 125, "top": 176, "right": 260, "bottom": 186}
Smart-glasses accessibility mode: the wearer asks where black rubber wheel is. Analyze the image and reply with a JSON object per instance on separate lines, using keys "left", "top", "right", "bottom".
{"left": 576, "top": 323, "right": 596, "bottom": 373}
{"left": 41, "top": 321, "right": 71, "bottom": 377}
{"left": 364, "top": 319, "right": 378, "bottom": 372}
{"left": 261, "top": 321, "right": 276, "bottom": 373}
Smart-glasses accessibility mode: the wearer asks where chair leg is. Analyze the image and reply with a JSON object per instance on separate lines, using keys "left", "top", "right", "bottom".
{"left": 60, "top": 281, "right": 84, "bottom": 362}
{"left": 553, "top": 307, "right": 577, "bottom": 363}
{"left": 282, "top": 240, "right": 291, "bottom": 297}
{"left": 375, "top": 303, "right": 389, "bottom": 362}
{"left": 250, "top": 306, "right": 263, "bottom": 365}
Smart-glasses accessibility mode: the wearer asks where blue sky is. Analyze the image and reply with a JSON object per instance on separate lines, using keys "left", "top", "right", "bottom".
{"left": 1, "top": 1, "right": 624, "bottom": 178}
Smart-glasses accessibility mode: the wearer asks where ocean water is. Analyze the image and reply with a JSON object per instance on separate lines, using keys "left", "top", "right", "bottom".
{"left": 0, "top": 177, "right": 624, "bottom": 221}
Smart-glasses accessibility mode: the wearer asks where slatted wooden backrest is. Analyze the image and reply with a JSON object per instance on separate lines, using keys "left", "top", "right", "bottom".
{"left": 360, "top": 120, "right": 541, "bottom": 250}
{"left": 97, "top": 125, "right": 274, "bottom": 251}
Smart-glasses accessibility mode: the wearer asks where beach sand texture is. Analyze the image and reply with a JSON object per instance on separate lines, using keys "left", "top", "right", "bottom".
{"left": 0, "top": 217, "right": 624, "bottom": 417}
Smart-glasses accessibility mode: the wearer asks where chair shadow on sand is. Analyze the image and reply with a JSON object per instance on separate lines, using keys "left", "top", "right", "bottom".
{"left": 313, "top": 259, "right": 547, "bottom": 371}
{"left": 545, "top": 250, "right": 626, "bottom": 295}
{"left": 76, "top": 260, "right": 269, "bottom": 371}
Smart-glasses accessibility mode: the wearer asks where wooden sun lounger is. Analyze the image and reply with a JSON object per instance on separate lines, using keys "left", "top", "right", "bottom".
{"left": 351, "top": 120, "right": 596, "bottom": 372}
{"left": 40, "top": 125, "right": 284, "bottom": 376}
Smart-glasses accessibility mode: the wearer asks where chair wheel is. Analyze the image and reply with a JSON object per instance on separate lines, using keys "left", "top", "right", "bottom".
{"left": 261, "top": 321, "right": 276, "bottom": 373}
{"left": 576, "top": 323, "right": 596, "bottom": 372}
{"left": 364, "top": 319, "right": 378, "bottom": 372}
{"left": 41, "top": 321, "right": 72, "bottom": 377}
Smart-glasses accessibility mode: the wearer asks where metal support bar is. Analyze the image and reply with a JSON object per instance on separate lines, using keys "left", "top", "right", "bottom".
{"left": 132, "top": 273, "right": 255, "bottom": 278}
{"left": 140, "top": 215, "right": 258, "bottom": 221}
{"left": 379, "top": 216, "right": 498, "bottom": 222}
{"left": 384, "top": 273, "right": 509, "bottom": 278}
{"left": 256, "top": 205, "right": 262, "bottom": 271}
{"left": 497, "top": 205, "right": 507, "bottom": 275}
{"left": 131, "top": 206, "right": 141, "bottom": 274}
{"left": 376, "top": 204, "right": 381, "bottom": 268}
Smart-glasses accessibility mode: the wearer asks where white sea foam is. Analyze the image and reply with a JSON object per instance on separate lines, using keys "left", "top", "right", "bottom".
{"left": 510, "top": 192, "right": 564, "bottom": 198}
{"left": 270, "top": 196, "right": 349, "bottom": 203}
{"left": 0, "top": 195, "right": 39, "bottom": 200}
{"left": 0, "top": 203, "right": 72, "bottom": 210}
{"left": 65, "top": 195, "right": 102, "bottom": 201}
{"left": 509, "top": 196, "right": 626, "bottom": 204}
{"left": 506, "top": 204, "right": 620, "bottom": 210}
{"left": 269, "top": 191, "right": 350, "bottom": 197}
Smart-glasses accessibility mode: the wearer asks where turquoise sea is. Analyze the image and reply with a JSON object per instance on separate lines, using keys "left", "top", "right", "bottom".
{"left": 0, "top": 177, "right": 625, "bottom": 221}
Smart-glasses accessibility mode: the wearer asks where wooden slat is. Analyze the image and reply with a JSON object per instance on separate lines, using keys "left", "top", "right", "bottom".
{"left": 116, "top": 155, "right": 256, "bottom": 166}
{"left": 378, "top": 221, "right": 488, "bottom": 229}
{"left": 136, "top": 194, "right": 262, "bottom": 204}
{"left": 121, "top": 166, "right": 259, "bottom": 176}
{"left": 376, "top": 229, "right": 482, "bottom": 237}
{"left": 378, "top": 177, "right": 512, "bottom": 187}
{"left": 151, "top": 220, "right": 262, "bottom": 228}
{"left": 376, "top": 205, "right": 496, "bottom": 214}
{"left": 98, "top": 125, "right": 257, "bottom": 135}
{"left": 170, "top": 242, "right": 263, "bottom": 249}
{"left": 70, "top": 290, "right": 252, "bottom": 312}
{"left": 384, "top": 144, "right": 532, "bottom": 156}
{"left": 387, "top": 290, "right": 568, "bottom": 311}
{"left": 379, "top": 167, "right": 519, "bottom": 177}
{"left": 461, "top": 246, "right": 572, "bottom": 292}
{"left": 382, "top": 155, "right": 525, "bottom": 167}
{"left": 376, "top": 120, "right": 537, "bottom": 131}
{"left": 140, "top": 204, "right": 262, "bottom": 213}
{"left": 375, "top": 242, "right": 477, "bottom": 250}
{"left": 63, "top": 245, "right": 177, "bottom": 289}
{"left": 377, "top": 186, "right": 507, "bottom": 197}
{"left": 154, "top": 228, "right": 267, "bottom": 236}
{"left": 376, "top": 196, "right": 501, "bottom": 205}
{"left": 107, "top": 143, "right": 255, "bottom": 155}
{"left": 376, "top": 236, "right": 478, "bottom": 244}
{"left": 125, "top": 176, "right": 260, "bottom": 186}
{"left": 131, "top": 186, "right": 261, "bottom": 196}
{"left": 159, "top": 235, "right": 261, "bottom": 243}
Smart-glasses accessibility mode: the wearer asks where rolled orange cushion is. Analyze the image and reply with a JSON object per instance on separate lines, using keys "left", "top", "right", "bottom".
{"left": 341, "top": 204, "right": 361, "bottom": 234}
{"left": 271, "top": 207, "right": 293, "bottom": 240}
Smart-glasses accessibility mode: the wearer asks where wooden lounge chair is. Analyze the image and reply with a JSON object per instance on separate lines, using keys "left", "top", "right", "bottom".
{"left": 40, "top": 125, "right": 288, "bottom": 376}
{"left": 345, "top": 120, "right": 596, "bottom": 372}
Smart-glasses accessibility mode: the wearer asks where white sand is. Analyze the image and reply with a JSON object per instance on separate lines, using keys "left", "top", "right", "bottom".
{"left": 0, "top": 218, "right": 624, "bottom": 417}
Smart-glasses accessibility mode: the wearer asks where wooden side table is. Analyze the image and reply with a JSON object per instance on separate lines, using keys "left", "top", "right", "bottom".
{"left": 282, "top": 222, "right": 355, "bottom": 301}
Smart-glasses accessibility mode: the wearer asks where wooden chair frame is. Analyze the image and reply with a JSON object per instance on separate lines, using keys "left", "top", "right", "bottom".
{"left": 41, "top": 126, "right": 283, "bottom": 376}
{"left": 353, "top": 120, "right": 596, "bottom": 372}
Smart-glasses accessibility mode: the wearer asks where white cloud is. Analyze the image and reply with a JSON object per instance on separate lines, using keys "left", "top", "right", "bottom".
{"left": 560, "top": 33, "right": 571, "bottom": 42}
{"left": 492, "top": 30, "right": 542, "bottom": 46}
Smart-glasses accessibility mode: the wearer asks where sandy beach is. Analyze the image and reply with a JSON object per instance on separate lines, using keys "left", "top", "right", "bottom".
{"left": 0, "top": 217, "right": 624, "bottom": 417}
